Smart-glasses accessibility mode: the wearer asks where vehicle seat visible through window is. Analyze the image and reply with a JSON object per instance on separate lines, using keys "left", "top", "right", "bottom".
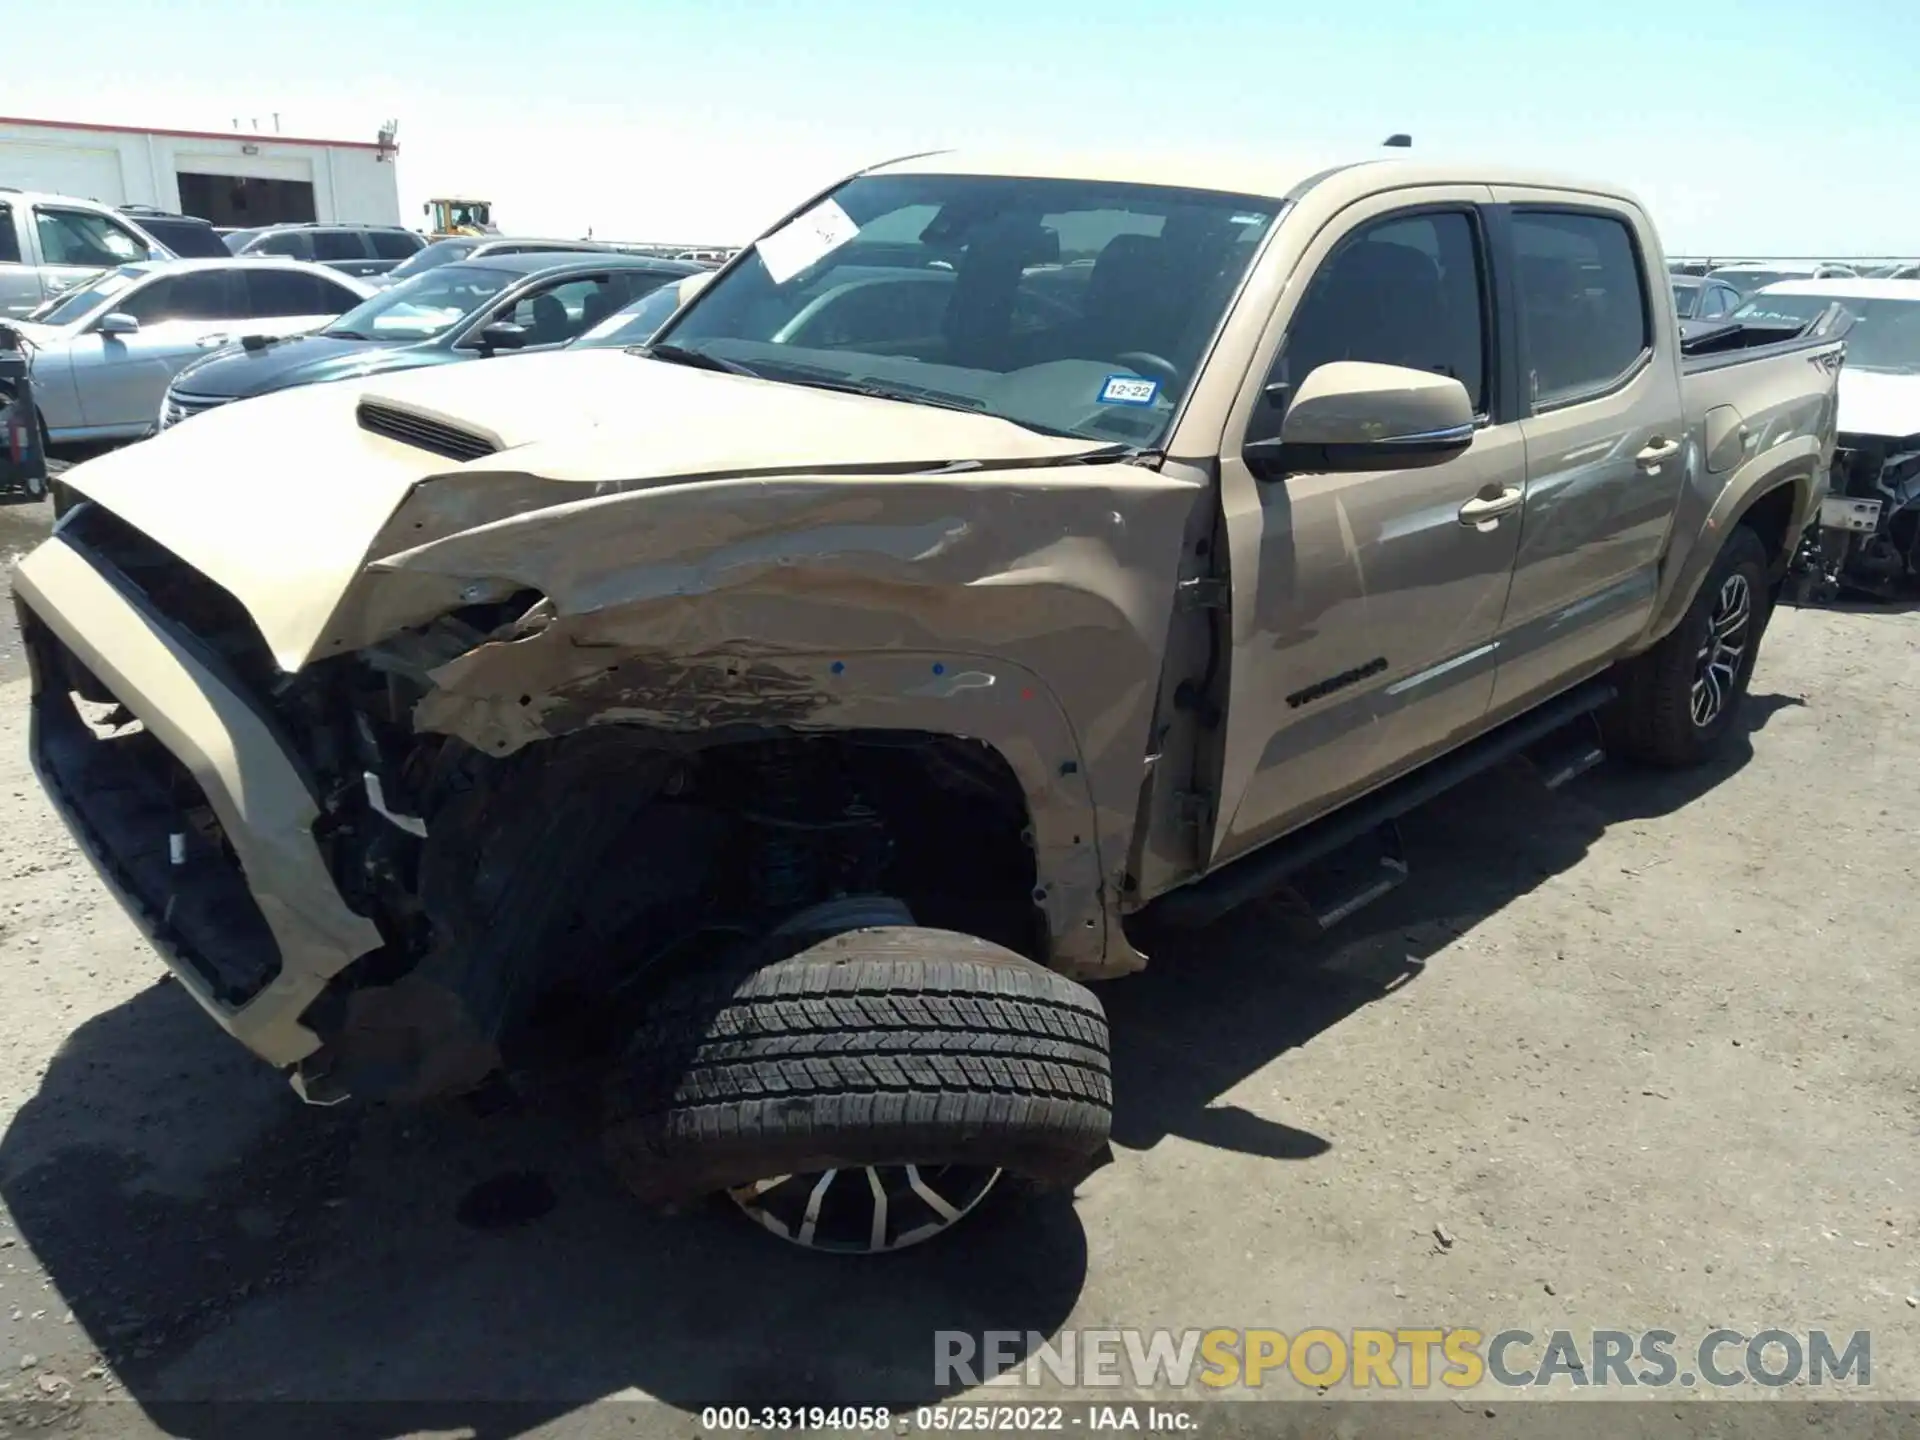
{"left": 526, "top": 293, "right": 570, "bottom": 345}
{"left": 1517, "top": 254, "right": 1588, "bottom": 399}
{"left": 578, "top": 285, "right": 616, "bottom": 333}
{"left": 1075, "top": 235, "right": 1191, "bottom": 364}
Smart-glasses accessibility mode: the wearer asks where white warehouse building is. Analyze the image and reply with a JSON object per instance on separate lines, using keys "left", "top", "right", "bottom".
{"left": 0, "top": 114, "right": 402, "bottom": 228}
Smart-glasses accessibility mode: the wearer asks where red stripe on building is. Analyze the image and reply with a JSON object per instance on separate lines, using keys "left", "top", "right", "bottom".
{"left": 0, "top": 116, "right": 393, "bottom": 153}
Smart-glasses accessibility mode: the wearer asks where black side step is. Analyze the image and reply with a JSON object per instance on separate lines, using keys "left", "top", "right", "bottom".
{"left": 1285, "top": 821, "right": 1410, "bottom": 933}
{"left": 1524, "top": 710, "right": 1608, "bottom": 790}
{"left": 1149, "top": 678, "right": 1617, "bottom": 930}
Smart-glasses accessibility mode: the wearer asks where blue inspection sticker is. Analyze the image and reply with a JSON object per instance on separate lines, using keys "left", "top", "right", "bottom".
{"left": 1099, "top": 374, "right": 1160, "bottom": 407}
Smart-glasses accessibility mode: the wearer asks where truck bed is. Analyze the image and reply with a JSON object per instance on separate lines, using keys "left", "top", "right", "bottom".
{"left": 1678, "top": 303, "right": 1852, "bottom": 374}
{"left": 1679, "top": 304, "right": 1851, "bottom": 429}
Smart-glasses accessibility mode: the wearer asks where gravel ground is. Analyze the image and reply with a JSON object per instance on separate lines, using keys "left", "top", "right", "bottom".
{"left": 0, "top": 490, "right": 1913, "bottom": 1437}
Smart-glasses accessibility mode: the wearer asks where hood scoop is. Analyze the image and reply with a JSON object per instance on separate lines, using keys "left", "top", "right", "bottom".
{"left": 357, "top": 400, "right": 501, "bottom": 463}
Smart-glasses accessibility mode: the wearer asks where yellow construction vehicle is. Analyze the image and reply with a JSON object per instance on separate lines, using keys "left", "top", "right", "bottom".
{"left": 423, "top": 197, "right": 498, "bottom": 238}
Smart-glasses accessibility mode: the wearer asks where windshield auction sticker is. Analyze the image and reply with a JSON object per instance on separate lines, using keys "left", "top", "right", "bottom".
{"left": 756, "top": 198, "right": 860, "bottom": 285}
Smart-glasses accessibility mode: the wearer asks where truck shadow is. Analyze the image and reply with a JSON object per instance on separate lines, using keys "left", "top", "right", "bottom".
{"left": 0, "top": 985, "right": 1087, "bottom": 1432}
{"left": 1104, "top": 690, "right": 1802, "bottom": 1161}
{"left": 0, "top": 692, "right": 1796, "bottom": 1436}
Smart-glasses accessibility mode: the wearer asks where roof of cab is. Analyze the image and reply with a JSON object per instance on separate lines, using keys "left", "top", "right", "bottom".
{"left": 860, "top": 150, "right": 1641, "bottom": 207}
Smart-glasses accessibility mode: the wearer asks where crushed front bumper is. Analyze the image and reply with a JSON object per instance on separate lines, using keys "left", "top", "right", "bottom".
{"left": 12, "top": 533, "right": 382, "bottom": 1074}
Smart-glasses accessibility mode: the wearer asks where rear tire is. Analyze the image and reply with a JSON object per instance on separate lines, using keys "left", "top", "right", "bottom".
{"left": 601, "top": 925, "right": 1113, "bottom": 1246}
{"left": 1608, "top": 524, "right": 1771, "bottom": 767}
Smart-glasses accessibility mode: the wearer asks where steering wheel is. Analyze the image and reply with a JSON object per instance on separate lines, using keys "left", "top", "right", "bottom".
{"left": 1113, "top": 351, "right": 1179, "bottom": 386}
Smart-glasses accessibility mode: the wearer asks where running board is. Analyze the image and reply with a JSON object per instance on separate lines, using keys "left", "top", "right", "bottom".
{"left": 1149, "top": 678, "right": 1617, "bottom": 930}
{"left": 1285, "top": 822, "right": 1409, "bottom": 933}
{"left": 1524, "top": 712, "right": 1608, "bottom": 790}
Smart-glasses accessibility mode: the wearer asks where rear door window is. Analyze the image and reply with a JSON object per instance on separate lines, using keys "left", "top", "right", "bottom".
{"left": 369, "top": 231, "right": 422, "bottom": 259}
{"left": 243, "top": 268, "right": 349, "bottom": 316}
{"left": 0, "top": 203, "right": 21, "bottom": 265}
{"left": 166, "top": 270, "right": 240, "bottom": 319}
{"left": 250, "top": 231, "right": 311, "bottom": 259}
{"left": 1511, "top": 211, "right": 1651, "bottom": 408}
{"left": 1273, "top": 209, "right": 1489, "bottom": 416}
{"left": 311, "top": 230, "right": 371, "bottom": 261}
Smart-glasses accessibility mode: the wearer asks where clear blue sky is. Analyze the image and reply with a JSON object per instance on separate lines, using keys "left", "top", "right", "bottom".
{"left": 9, "top": 0, "right": 1915, "bottom": 253}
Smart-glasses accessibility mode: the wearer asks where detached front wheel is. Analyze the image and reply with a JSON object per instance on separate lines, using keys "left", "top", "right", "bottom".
{"left": 601, "top": 925, "right": 1112, "bottom": 1253}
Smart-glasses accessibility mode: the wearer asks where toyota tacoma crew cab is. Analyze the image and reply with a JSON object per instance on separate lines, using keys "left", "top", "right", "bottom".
{"left": 15, "top": 153, "right": 1846, "bottom": 1252}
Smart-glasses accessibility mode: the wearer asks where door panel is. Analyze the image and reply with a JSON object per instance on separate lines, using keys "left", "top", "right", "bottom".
{"left": 0, "top": 202, "right": 40, "bottom": 317}
{"left": 1211, "top": 187, "right": 1527, "bottom": 866}
{"left": 1487, "top": 197, "right": 1687, "bottom": 714}
{"left": 1214, "top": 429, "right": 1526, "bottom": 864}
{"left": 73, "top": 324, "right": 205, "bottom": 429}
{"left": 76, "top": 272, "right": 239, "bottom": 430}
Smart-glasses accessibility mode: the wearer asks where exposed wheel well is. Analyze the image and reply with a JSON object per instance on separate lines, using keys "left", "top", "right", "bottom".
{"left": 301, "top": 724, "right": 1046, "bottom": 1093}
{"left": 1737, "top": 481, "right": 1802, "bottom": 578}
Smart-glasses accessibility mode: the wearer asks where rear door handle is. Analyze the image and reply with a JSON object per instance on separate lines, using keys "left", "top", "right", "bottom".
{"left": 1457, "top": 485, "right": 1524, "bottom": 528}
{"left": 1636, "top": 438, "right": 1682, "bottom": 469}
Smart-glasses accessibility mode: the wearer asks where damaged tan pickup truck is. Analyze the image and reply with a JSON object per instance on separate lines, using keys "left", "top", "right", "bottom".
{"left": 16, "top": 153, "right": 1847, "bottom": 1252}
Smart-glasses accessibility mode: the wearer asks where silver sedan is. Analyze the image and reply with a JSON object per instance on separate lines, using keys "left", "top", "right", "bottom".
{"left": 11, "top": 259, "right": 372, "bottom": 443}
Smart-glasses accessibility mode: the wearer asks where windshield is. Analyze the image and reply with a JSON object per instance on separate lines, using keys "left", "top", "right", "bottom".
{"left": 1671, "top": 281, "right": 1700, "bottom": 318}
{"left": 323, "top": 263, "right": 515, "bottom": 341}
{"left": 655, "top": 172, "right": 1281, "bottom": 445}
{"left": 387, "top": 238, "right": 479, "bottom": 281}
{"left": 25, "top": 266, "right": 140, "bottom": 325}
{"left": 1732, "top": 292, "right": 1920, "bottom": 373}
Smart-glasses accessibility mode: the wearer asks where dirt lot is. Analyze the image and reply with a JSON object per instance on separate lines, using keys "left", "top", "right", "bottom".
{"left": 0, "top": 491, "right": 1914, "bottom": 1436}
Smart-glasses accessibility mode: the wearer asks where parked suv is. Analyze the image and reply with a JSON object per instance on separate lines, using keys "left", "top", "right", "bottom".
{"left": 0, "top": 189, "right": 172, "bottom": 318}
{"left": 115, "top": 206, "right": 230, "bottom": 259}
{"left": 222, "top": 224, "right": 427, "bottom": 279}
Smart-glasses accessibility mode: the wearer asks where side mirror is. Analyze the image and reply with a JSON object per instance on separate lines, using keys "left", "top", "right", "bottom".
{"left": 1248, "top": 360, "right": 1474, "bottom": 476}
{"left": 475, "top": 320, "right": 529, "bottom": 352}
{"left": 95, "top": 312, "right": 140, "bottom": 338}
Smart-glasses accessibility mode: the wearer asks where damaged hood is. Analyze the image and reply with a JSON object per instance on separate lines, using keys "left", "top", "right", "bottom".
{"left": 54, "top": 348, "right": 1113, "bottom": 671}
{"left": 1837, "top": 368, "right": 1920, "bottom": 441}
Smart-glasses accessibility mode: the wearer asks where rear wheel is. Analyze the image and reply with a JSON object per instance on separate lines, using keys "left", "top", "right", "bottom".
{"left": 602, "top": 924, "right": 1112, "bottom": 1251}
{"left": 1609, "top": 524, "right": 1771, "bottom": 767}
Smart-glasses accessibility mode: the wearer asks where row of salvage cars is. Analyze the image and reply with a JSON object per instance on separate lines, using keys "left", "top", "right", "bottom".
{"left": 0, "top": 243, "right": 715, "bottom": 475}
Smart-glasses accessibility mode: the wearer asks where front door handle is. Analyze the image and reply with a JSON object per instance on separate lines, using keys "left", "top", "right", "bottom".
{"left": 1458, "top": 485, "right": 1524, "bottom": 528}
{"left": 1636, "top": 438, "right": 1682, "bottom": 469}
